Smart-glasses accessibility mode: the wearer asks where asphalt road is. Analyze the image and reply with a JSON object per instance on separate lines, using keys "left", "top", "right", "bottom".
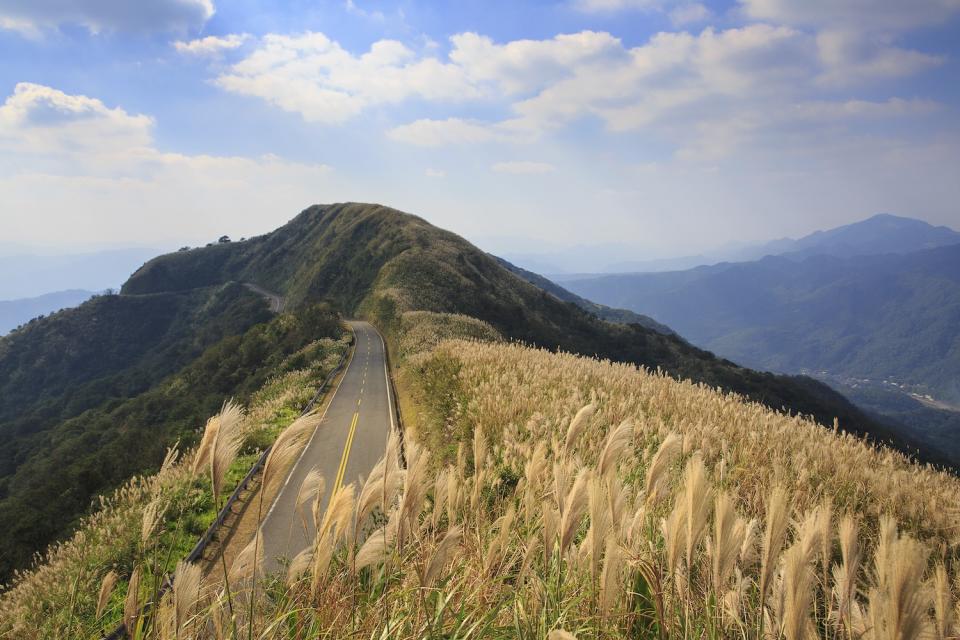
{"left": 243, "top": 282, "right": 286, "bottom": 313}
{"left": 260, "top": 320, "right": 395, "bottom": 573}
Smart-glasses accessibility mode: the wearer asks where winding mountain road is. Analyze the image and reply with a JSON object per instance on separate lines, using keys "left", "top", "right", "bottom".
{"left": 260, "top": 320, "right": 395, "bottom": 573}
{"left": 243, "top": 282, "right": 285, "bottom": 313}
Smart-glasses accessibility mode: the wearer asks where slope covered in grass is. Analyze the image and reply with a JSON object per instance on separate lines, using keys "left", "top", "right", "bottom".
{"left": 0, "top": 329, "right": 347, "bottom": 637}
{"left": 121, "top": 203, "right": 914, "bottom": 464}
{"left": 0, "top": 302, "right": 342, "bottom": 581}
{"left": 12, "top": 316, "right": 959, "bottom": 639}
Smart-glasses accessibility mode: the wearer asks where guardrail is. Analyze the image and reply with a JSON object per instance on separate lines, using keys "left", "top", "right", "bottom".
{"left": 103, "top": 330, "right": 354, "bottom": 639}
{"left": 376, "top": 325, "right": 406, "bottom": 465}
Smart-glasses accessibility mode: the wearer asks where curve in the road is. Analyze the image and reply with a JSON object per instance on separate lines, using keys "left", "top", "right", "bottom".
{"left": 243, "top": 282, "right": 285, "bottom": 313}
{"left": 259, "top": 320, "right": 394, "bottom": 573}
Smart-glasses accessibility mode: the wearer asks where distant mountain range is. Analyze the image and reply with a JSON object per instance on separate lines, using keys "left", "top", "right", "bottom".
{"left": 557, "top": 213, "right": 960, "bottom": 462}
{"left": 511, "top": 213, "right": 960, "bottom": 275}
{"left": 0, "top": 290, "right": 95, "bottom": 335}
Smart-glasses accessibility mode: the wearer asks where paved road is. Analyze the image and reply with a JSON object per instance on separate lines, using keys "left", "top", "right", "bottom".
{"left": 243, "top": 282, "right": 285, "bottom": 313}
{"left": 260, "top": 320, "right": 395, "bottom": 573}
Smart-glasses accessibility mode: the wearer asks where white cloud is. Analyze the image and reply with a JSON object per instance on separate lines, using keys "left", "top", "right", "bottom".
{"left": 215, "top": 32, "right": 479, "bottom": 124}
{"left": 0, "top": 83, "right": 154, "bottom": 158}
{"left": 0, "top": 83, "right": 332, "bottom": 245}
{"left": 492, "top": 161, "right": 556, "bottom": 174}
{"left": 202, "top": 25, "right": 944, "bottom": 163}
{"left": 387, "top": 118, "right": 501, "bottom": 146}
{"left": 739, "top": 0, "right": 960, "bottom": 32}
{"left": 449, "top": 31, "right": 623, "bottom": 95}
{"left": 573, "top": 0, "right": 661, "bottom": 12}
{"left": 424, "top": 168, "right": 446, "bottom": 178}
{"left": 174, "top": 33, "right": 249, "bottom": 55}
{"left": 670, "top": 3, "right": 711, "bottom": 26}
{"left": 0, "top": 0, "right": 214, "bottom": 34}
{"left": 815, "top": 30, "right": 943, "bottom": 84}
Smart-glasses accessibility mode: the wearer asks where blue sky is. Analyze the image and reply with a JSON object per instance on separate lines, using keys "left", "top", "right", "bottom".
{"left": 1, "top": 0, "right": 959, "bottom": 266}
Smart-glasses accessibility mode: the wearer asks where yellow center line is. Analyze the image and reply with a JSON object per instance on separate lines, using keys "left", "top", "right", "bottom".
{"left": 334, "top": 411, "right": 360, "bottom": 493}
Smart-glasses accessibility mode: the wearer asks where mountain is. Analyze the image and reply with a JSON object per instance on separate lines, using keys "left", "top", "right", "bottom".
{"left": 0, "top": 289, "right": 95, "bottom": 335}
{"left": 126, "top": 204, "right": 918, "bottom": 455}
{"left": 752, "top": 213, "right": 960, "bottom": 261}
{"left": 492, "top": 256, "right": 674, "bottom": 334}
{"left": 3, "top": 202, "right": 946, "bottom": 579}
{"left": 0, "top": 247, "right": 159, "bottom": 299}
{"left": 558, "top": 243, "right": 960, "bottom": 461}
{"left": 562, "top": 214, "right": 960, "bottom": 274}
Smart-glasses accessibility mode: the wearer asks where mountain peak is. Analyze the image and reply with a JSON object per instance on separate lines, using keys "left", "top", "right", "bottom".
{"left": 783, "top": 212, "right": 960, "bottom": 259}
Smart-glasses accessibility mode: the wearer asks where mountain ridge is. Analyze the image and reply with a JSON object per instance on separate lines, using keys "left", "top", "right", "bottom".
{"left": 123, "top": 203, "right": 932, "bottom": 464}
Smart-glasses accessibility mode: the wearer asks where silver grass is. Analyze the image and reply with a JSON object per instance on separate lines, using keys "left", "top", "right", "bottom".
{"left": 597, "top": 419, "right": 633, "bottom": 479}
{"left": 172, "top": 560, "right": 202, "bottom": 631}
{"left": 210, "top": 401, "right": 246, "bottom": 505}
{"left": 423, "top": 526, "right": 463, "bottom": 588}
{"left": 933, "top": 563, "right": 954, "bottom": 639}
{"left": 355, "top": 527, "right": 391, "bottom": 571}
{"left": 682, "top": 453, "right": 713, "bottom": 575}
{"left": 563, "top": 404, "right": 595, "bottom": 457}
{"left": 710, "top": 491, "right": 741, "bottom": 595}
{"left": 96, "top": 570, "right": 118, "bottom": 618}
{"left": 599, "top": 536, "right": 623, "bottom": 616}
{"left": 559, "top": 469, "right": 589, "bottom": 556}
{"left": 760, "top": 486, "right": 791, "bottom": 609}
{"left": 230, "top": 529, "right": 263, "bottom": 583}
{"left": 287, "top": 547, "right": 314, "bottom": 585}
{"left": 295, "top": 468, "right": 325, "bottom": 533}
{"left": 123, "top": 566, "right": 142, "bottom": 631}
{"left": 781, "top": 543, "right": 815, "bottom": 640}
{"left": 644, "top": 432, "right": 682, "bottom": 506}
{"left": 831, "top": 514, "right": 860, "bottom": 631}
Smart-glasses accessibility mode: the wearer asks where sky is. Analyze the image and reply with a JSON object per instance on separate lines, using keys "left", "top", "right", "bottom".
{"left": 1, "top": 0, "right": 959, "bottom": 264}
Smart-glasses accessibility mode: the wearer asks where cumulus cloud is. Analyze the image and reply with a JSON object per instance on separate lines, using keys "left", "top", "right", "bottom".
{"left": 174, "top": 33, "right": 249, "bottom": 55}
{"left": 0, "top": 83, "right": 332, "bottom": 245}
{"left": 0, "top": 0, "right": 214, "bottom": 34}
{"left": 449, "top": 31, "right": 623, "bottom": 95}
{"left": 215, "top": 32, "right": 478, "bottom": 124}
{"left": 424, "top": 168, "right": 446, "bottom": 178}
{"left": 203, "top": 23, "right": 943, "bottom": 161}
{"left": 491, "top": 161, "right": 556, "bottom": 174}
{"left": 0, "top": 83, "right": 153, "bottom": 158}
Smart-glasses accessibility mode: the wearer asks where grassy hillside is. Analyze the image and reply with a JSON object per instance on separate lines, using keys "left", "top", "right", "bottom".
{"left": 0, "top": 295, "right": 341, "bottom": 580}
{"left": 0, "top": 327, "right": 347, "bottom": 637}
{"left": 8, "top": 317, "right": 960, "bottom": 638}
{"left": 121, "top": 203, "right": 920, "bottom": 464}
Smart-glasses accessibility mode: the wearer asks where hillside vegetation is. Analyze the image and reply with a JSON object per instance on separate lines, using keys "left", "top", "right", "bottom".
{"left": 6, "top": 313, "right": 960, "bottom": 639}
{"left": 123, "top": 203, "right": 917, "bottom": 463}
{"left": 0, "top": 296, "right": 340, "bottom": 580}
{"left": 0, "top": 327, "right": 347, "bottom": 637}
